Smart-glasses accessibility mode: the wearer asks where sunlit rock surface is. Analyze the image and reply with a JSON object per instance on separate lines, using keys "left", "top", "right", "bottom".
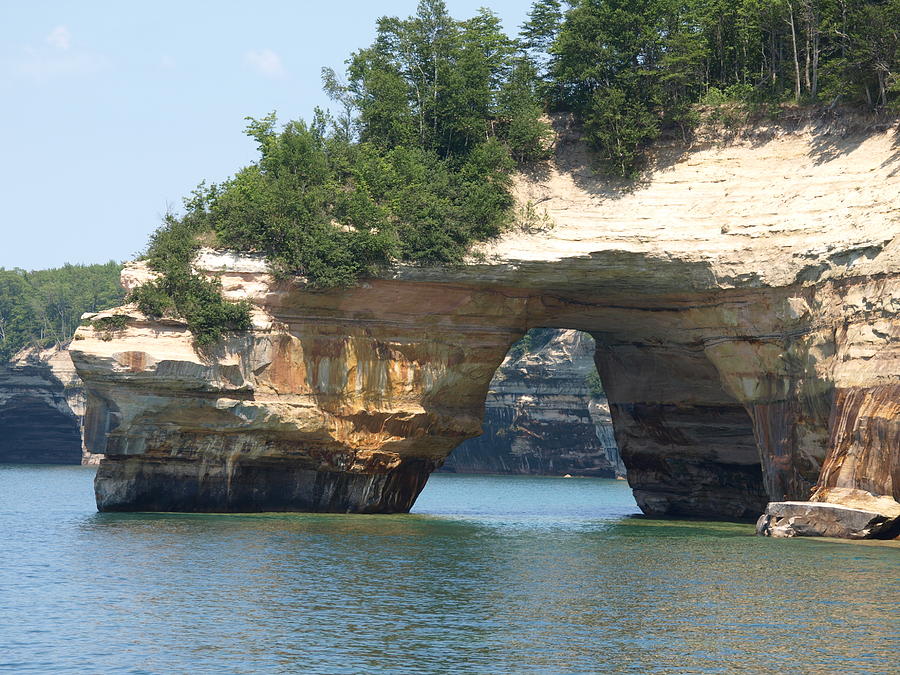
{"left": 442, "top": 329, "right": 624, "bottom": 477}
{"left": 0, "top": 344, "right": 93, "bottom": 464}
{"left": 71, "top": 114, "right": 900, "bottom": 535}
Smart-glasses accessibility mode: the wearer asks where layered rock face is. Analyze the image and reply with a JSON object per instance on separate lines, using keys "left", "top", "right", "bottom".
{"left": 0, "top": 344, "right": 93, "bottom": 464}
{"left": 442, "top": 329, "right": 624, "bottom": 477}
{"left": 71, "top": 114, "right": 900, "bottom": 535}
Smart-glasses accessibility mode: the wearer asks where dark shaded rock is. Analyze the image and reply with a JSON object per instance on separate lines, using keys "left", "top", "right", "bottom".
{"left": 597, "top": 342, "right": 770, "bottom": 520}
{"left": 96, "top": 454, "right": 434, "bottom": 513}
{"left": 0, "top": 345, "right": 88, "bottom": 464}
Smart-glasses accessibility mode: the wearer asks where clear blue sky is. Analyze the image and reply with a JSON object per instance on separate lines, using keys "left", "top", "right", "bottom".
{"left": 0, "top": 1, "right": 532, "bottom": 271}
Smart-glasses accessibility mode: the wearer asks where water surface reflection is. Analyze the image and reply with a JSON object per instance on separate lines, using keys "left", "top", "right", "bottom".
{"left": 1, "top": 466, "right": 896, "bottom": 674}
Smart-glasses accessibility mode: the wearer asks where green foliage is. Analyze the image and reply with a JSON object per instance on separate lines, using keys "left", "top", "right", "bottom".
{"left": 345, "top": 1, "right": 549, "bottom": 160}
{"left": 585, "top": 87, "right": 660, "bottom": 177}
{"left": 204, "top": 115, "right": 516, "bottom": 278}
{"left": 0, "top": 262, "right": 124, "bottom": 362}
{"left": 507, "top": 333, "right": 532, "bottom": 361}
{"left": 548, "top": 0, "right": 671, "bottom": 175}
{"left": 585, "top": 370, "right": 604, "bottom": 398}
{"left": 139, "top": 1, "right": 551, "bottom": 346}
{"left": 516, "top": 200, "right": 555, "bottom": 233}
{"left": 507, "top": 327, "right": 560, "bottom": 360}
{"left": 204, "top": 115, "right": 397, "bottom": 287}
{"left": 497, "top": 57, "right": 554, "bottom": 163}
{"left": 131, "top": 275, "right": 251, "bottom": 348}
{"left": 131, "top": 210, "right": 252, "bottom": 347}
{"left": 127, "top": 280, "right": 174, "bottom": 318}
{"left": 536, "top": 0, "right": 900, "bottom": 174}
{"left": 700, "top": 84, "right": 756, "bottom": 106}
{"left": 90, "top": 314, "right": 131, "bottom": 341}
{"left": 521, "top": 0, "right": 565, "bottom": 55}
{"left": 91, "top": 314, "right": 130, "bottom": 332}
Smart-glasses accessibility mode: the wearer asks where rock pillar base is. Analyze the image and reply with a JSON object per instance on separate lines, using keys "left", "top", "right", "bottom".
{"left": 95, "top": 455, "right": 435, "bottom": 514}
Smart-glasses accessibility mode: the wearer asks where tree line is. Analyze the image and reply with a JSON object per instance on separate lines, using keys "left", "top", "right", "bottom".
{"left": 132, "top": 0, "right": 897, "bottom": 344}
{"left": 5, "top": 3, "right": 893, "bottom": 349}
{"left": 526, "top": 0, "right": 899, "bottom": 173}
{"left": 0, "top": 263, "right": 124, "bottom": 362}
{"left": 132, "top": 0, "right": 552, "bottom": 343}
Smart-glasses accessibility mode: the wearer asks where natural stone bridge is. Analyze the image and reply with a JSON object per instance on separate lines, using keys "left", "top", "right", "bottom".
{"left": 71, "top": 116, "right": 900, "bottom": 537}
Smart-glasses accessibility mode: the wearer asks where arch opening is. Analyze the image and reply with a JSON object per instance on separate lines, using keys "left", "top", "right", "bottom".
{"left": 442, "top": 329, "right": 624, "bottom": 479}
{"left": 444, "top": 326, "right": 770, "bottom": 522}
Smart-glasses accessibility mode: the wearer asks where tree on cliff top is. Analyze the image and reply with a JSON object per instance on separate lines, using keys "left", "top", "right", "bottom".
{"left": 135, "top": 1, "right": 549, "bottom": 345}
{"left": 201, "top": 0, "right": 547, "bottom": 283}
{"left": 135, "top": 0, "right": 899, "bottom": 346}
{"left": 535, "top": 0, "right": 900, "bottom": 175}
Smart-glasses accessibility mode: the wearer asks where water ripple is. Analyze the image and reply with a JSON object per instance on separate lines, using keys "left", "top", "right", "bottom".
{"left": 0, "top": 466, "right": 896, "bottom": 674}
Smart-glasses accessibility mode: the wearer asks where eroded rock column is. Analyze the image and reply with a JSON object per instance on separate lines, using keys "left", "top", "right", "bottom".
{"left": 742, "top": 280, "right": 900, "bottom": 538}
{"left": 703, "top": 331, "right": 834, "bottom": 503}
{"left": 592, "top": 340, "right": 768, "bottom": 519}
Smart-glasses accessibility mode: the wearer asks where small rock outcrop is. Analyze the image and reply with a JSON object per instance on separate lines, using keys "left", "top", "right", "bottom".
{"left": 757, "top": 489, "right": 900, "bottom": 539}
{"left": 0, "top": 344, "right": 95, "bottom": 464}
{"left": 442, "top": 329, "right": 624, "bottom": 477}
{"left": 70, "top": 115, "right": 900, "bottom": 536}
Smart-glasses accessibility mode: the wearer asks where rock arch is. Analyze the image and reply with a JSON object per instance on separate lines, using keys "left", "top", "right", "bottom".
{"left": 70, "top": 120, "right": 900, "bottom": 535}
{"left": 75, "top": 272, "right": 855, "bottom": 518}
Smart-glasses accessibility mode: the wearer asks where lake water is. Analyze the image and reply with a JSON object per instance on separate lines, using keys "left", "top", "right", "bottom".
{"left": 1, "top": 465, "right": 897, "bottom": 674}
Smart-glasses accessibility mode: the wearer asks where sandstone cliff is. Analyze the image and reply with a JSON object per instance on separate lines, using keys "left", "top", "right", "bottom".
{"left": 71, "top": 113, "right": 900, "bottom": 537}
{"left": 0, "top": 344, "right": 95, "bottom": 464}
{"left": 442, "top": 329, "right": 624, "bottom": 477}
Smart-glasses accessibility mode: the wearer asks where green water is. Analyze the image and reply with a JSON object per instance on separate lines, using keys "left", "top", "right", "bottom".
{"left": 0, "top": 465, "right": 897, "bottom": 674}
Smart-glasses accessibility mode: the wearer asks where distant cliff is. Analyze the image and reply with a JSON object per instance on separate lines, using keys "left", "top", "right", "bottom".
{"left": 443, "top": 329, "right": 624, "bottom": 477}
{"left": 0, "top": 344, "right": 93, "bottom": 464}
